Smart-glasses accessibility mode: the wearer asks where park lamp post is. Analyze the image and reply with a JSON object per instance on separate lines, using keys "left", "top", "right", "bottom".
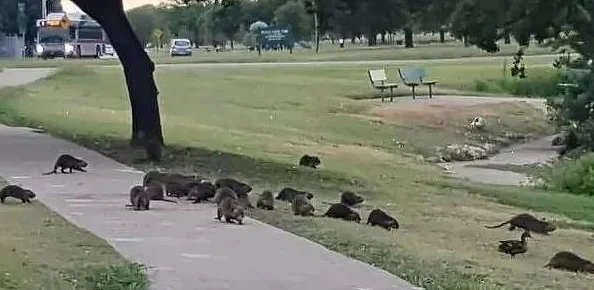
{"left": 17, "top": 2, "right": 27, "bottom": 57}
{"left": 17, "top": 2, "right": 27, "bottom": 37}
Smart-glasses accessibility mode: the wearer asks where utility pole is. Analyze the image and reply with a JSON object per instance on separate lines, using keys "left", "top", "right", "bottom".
{"left": 17, "top": 1, "right": 27, "bottom": 58}
{"left": 41, "top": 0, "right": 47, "bottom": 18}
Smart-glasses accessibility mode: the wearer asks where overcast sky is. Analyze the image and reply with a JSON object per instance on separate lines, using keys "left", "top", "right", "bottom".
{"left": 62, "top": 0, "right": 164, "bottom": 12}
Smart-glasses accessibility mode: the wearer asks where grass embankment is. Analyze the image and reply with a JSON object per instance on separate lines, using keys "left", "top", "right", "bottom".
{"left": 0, "top": 64, "right": 592, "bottom": 290}
{"left": 0, "top": 41, "right": 556, "bottom": 69}
{"left": 0, "top": 180, "right": 149, "bottom": 290}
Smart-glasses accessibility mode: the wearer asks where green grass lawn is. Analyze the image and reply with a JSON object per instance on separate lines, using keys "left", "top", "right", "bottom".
{"left": 0, "top": 61, "right": 592, "bottom": 290}
{"left": 0, "top": 180, "right": 149, "bottom": 290}
{"left": 0, "top": 41, "right": 558, "bottom": 69}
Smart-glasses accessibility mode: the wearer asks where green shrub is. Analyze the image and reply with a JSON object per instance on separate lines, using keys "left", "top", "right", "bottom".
{"left": 550, "top": 153, "right": 594, "bottom": 196}
{"left": 76, "top": 263, "right": 149, "bottom": 290}
{"left": 472, "top": 72, "right": 565, "bottom": 98}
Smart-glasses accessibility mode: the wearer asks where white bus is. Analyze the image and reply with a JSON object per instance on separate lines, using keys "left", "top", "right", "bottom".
{"left": 35, "top": 12, "right": 108, "bottom": 59}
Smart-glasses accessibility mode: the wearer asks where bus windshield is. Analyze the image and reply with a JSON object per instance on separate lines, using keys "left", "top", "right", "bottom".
{"left": 39, "top": 35, "right": 65, "bottom": 44}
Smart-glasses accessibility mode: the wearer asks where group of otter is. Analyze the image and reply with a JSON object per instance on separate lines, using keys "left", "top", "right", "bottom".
{"left": 485, "top": 213, "right": 594, "bottom": 274}
{"left": 130, "top": 170, "right": 400, "bottom": 230}
{"left": 2, "top": 153, "right": 593, "bottom": 275}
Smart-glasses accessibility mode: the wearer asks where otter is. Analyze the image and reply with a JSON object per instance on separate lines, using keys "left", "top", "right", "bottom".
{"left": 545, "top": 251, "right": 594, "bottom": 274}
{"left": 216, "top": 196, "right": 245, "bottom": 225}
{"left": 323, "top": 203, "right": 361, "bottom": 223}
{"left": 213, "top": 187, "right": 239, "bottom": 206}
{"left": 292, "top": 194, "right": 315, "bottom": 216}
{"left": 42, "top": 154, "right": 88, "bottom": 175}
{"left": 144, "top": 183, "right": 177, "bottom": 203}
{"left": 189, "top": 181, "right": 217, "bottom": 204}
{"left": 0, "top": 185, "right": 36, "bottom": 204}
{"left": 366, "top": 209, "right": 399, "bottom": 230}
{"left": 256, "top": 191, "right": 275, "bottom": 210}
{"left": 299, "top": 154, "right": 321, "bottom": 169}
{"left": 485, "top": 213, "right": 556, "bottom": 235}
{"left": 215, "top": 178, "right": 253, "bottom": 208}
{"left": 126, "top": 185, "right": 150, "bottom": 211}
{"left": 275, "top": 187, "right": 314, "bottom": 203}
{"left": 340, "top": 191, "right": 364, "bottom": 207}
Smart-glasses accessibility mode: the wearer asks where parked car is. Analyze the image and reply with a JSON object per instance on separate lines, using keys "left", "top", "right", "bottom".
{"left": 103, "top": 44, "right": 115, "bottom": 55}
{"left": 169, "top": 39, "right": 192, "bottom": 57}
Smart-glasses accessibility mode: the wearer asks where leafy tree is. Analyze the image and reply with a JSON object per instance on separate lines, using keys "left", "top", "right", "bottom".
{"left": 126, "top": 5, "right": 161, "bottom": 45}
{"left": 273, "top": 0, "right": 311, "bottom": 40}
{"left": 451, "top": 0, "right": 594, "bottom": 154}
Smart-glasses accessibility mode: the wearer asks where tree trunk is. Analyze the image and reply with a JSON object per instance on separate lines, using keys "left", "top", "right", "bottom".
{"left": 404, "top": 27, "right": 414, "bottom": 48}
{"left": 381, "top": 33, "right": 386, "bottom": 44}
{"left": 439, "top": 28, "right": 445, "bottom": 43}
{"left": 504, "top": 31, "right": 511, "bottom": 44}
{"left": 72, "top": 0, "right": 164, "bottom": 160}
{"left": 313, "top": 9, "right": 320, "bottom": 53}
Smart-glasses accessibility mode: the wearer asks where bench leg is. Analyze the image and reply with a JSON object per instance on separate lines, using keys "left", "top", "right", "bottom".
{"left": 429, "top": 85, "right": 433, "bottom": 99}
{"left": 390, "top": 87, "right": 394, "bottom": 102}
{"left": 412, "top": 86, "right": 416, "bottom": 100}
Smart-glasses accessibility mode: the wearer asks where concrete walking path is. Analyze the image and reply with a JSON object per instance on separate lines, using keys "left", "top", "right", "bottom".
{"left": 444, "top": 135, "right": 560, "bottom": 186}
{"left": 0, "top": 69, "right": 418, "bottom": 290}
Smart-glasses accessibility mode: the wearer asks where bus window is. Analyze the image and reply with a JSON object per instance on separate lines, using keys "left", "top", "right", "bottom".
{"left": 69, "top": 26, "right": 76, "bottom": 39}
{"left": 78, "top": 28, "right": 103, "bottom": 40}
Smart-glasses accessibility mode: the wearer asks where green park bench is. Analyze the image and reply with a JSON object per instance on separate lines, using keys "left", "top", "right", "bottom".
{"left": 367, "top": 69, "right": 399, "bottom": 102}
{"left": 397, "top": 67, "right": 438, "bottom": 99}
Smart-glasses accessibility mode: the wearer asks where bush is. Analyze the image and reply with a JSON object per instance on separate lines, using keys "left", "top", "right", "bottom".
{"left": 550, "top": 153, "right": 594, "bottom": 196}
{"left": 76, "top": 263, "right": 149, "bottom": 290}
{"left": 471, "top": 71, "right": 565, "bottom": 98}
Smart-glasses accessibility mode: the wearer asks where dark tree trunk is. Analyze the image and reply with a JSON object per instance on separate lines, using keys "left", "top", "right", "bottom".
{"left": 381, "top": 33, "right": 386, "bottom": 44}
{"left": 504, "top": 31, "right": 511, "bottom": 44}
{"left": 404, "top": 27, "right": 414, "bottom": 48}
{"left": 351, "top": 36, "right": 356, "bottom": 44}
{"left": 72, "top": 0, "right": 164, "bottom": 161}
{"left": 439, "top": 28, "right": 445, "bottom": 43}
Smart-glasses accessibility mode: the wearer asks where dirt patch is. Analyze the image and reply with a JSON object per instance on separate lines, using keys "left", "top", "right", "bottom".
{"left": 369, "top": 101, "right": 510, "bottom": 129}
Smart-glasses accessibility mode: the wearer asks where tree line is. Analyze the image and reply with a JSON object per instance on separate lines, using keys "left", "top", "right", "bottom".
{"left": 125, "top": 0, "right": 461, "bottom": 50}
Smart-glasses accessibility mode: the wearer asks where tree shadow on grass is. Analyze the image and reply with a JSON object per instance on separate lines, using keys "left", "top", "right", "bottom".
{"left": 70, "top": 135, "right": 366, "bottom": 195}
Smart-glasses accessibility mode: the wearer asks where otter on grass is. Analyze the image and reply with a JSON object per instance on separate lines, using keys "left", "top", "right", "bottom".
{"left": 323, "top": 203, "right": 361, "bottom": 223}
{"left": 42, "top": 154, "right": 88, "bottom": 175}
{"left": 485, "top": 213, "right": 556, "bottom": 235}
{"left": 292, "top": 194, "right": 315, "bottom": 216}
{"left": 366, "top": 209, "right": 399, "bottom": 230}
{"left": 275, "top": 187, "right": 314, "bottom": 202}
{"left": 545, "top": 251, "right": 594, "bottom": 274}
{"left": 340, "top": 191, "right": 364, "bottom": 207}
{"left": 299, "top": 154, "right": 321, "bottom": 169}
{"left": 256, "top": 190, "right": 274, "bottom": 210}
{"left": 0, "top": 185, "right": 36, "bottom": 204}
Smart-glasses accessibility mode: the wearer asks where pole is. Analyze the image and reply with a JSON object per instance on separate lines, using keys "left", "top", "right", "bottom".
{"left": 41, "top": 0, "right": 47, "bottom": 18}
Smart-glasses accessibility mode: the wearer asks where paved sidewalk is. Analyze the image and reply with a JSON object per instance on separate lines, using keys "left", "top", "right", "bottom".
{"left": 0, "top": 70, "right": 418, "bottom": 290}
{"left": 445, "top": 135, "right": 559, "bottom": 186}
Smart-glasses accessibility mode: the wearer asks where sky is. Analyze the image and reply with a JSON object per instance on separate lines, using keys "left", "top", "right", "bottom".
{"left": 62, "top": 0, "right": 164, "bottom": 12}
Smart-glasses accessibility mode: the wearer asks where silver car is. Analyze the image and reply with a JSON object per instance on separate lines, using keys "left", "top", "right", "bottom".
{"left": 169, "top": 39, "right": 192, "bottom": 57}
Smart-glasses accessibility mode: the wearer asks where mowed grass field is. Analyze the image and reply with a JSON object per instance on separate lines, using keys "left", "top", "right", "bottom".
{"left": 0, "top": 41, "right": 558, "bottom": 69}
{"left": 1, "top": 58, "right": 594, "bottom": 289}
{"left": 0, "top": 181, "right": 148, "bottom": 290}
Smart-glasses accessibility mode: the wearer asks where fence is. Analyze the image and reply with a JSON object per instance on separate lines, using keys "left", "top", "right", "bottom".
{"left": 0, "top": 34, "right": 25, "bottom": 58}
